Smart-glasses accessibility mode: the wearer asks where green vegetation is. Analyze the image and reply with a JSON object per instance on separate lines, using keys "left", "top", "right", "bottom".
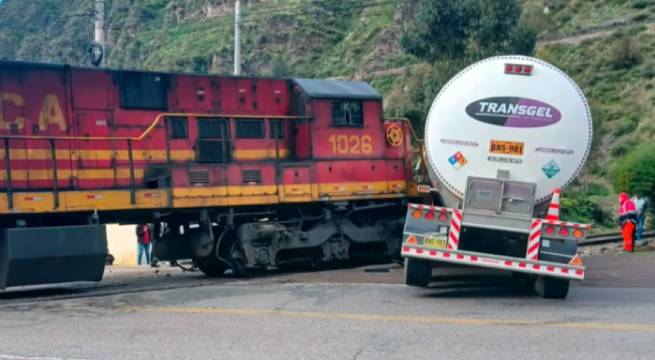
{"left": 400, "top": 0, "right": 535, "bottom": 61}
{"left": 612, "top": 143, "right": 655, "bottom": 206}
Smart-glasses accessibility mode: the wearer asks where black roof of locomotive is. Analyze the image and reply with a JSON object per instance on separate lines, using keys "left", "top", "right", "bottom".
{"left": 292, "top": 78, "right": 382, "bottom": 100}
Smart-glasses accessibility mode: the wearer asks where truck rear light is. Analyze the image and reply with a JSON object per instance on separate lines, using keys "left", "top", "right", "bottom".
{"left": 573, "top": 229, "right": 584, "bottom": 239}
{"left": 505, "top": 63, "right": 533, "bottom": 76}
{"left": 425, "top": 211, "right": 435, "bottom": 220}
{"left": 545, "top": 225, "right": 556, "bottom": 235}
{"left": 438, "top": 212, "right": 448, "bottom": 222}
{"left": 558, "top": 227, "right": 570, "bottom": 237}
{"left": 412, "top": 209, "right": 422, "bottom": 219}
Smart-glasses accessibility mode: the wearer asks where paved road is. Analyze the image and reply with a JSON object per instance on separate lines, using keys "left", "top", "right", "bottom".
{"left": 0, "top": 253, "right": 654, "bottom": 360}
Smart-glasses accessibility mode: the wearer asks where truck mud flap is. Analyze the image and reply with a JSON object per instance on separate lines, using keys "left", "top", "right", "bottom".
{"left": 0, "top": 225, "right": 107, "bottom": 290}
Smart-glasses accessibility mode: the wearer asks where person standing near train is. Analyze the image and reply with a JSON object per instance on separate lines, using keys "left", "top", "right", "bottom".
{"left": 136, "top": 223, "right": 151, "bottom": 265}
{"left": 631, "top": 193, "right": 648, "bottom": 244}
{"left": 618, "top": 192, "right": 638, "bottom": 252}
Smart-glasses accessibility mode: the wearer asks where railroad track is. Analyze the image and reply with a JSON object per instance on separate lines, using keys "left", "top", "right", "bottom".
{"left": 580, "top": 230, "right": 655, "bottom": 246}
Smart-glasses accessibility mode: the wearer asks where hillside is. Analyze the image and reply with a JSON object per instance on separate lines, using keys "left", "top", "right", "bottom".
{"left": 0, "top": 0, "right": 413, "bottom": 76}
{"left": 1, "top": 0, "right": 654, "bottom": 227}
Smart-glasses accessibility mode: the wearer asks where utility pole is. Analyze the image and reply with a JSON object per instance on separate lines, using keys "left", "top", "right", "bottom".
{"left": 90, "top": 0, "right": 106, "bottom": 67}
{"left": 234, "top": 0, "right": 242, "bottom": 76}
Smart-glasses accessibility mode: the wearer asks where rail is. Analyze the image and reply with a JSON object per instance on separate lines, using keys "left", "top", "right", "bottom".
{"left": 0, "top": 112, "right": 311, "bottom": 210}
{"left": 579, "top": 230, "right": 655, "bottom": 246}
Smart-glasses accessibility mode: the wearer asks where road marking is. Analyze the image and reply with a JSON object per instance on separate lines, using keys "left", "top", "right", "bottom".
{"left": 0, "top": 355, "right": 91, "bottom": 360}
{"left": 130, "top": 306, "right": 655, "bottom": 332}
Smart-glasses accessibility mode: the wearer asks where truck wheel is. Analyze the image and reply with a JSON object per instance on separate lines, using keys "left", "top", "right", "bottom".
{"left": 404, "top": 258, "right": 432, "bottom": 287}
{"left": 512, "top": 272, "right": 536, "bottom": 291}
{"left": 534, "top": 276, "right": 569, "bottom": 299}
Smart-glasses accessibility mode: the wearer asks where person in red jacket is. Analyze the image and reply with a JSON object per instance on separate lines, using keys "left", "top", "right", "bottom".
{"left": 136, "top": 224, "right": 151, "bottom": 265}
{"left": 618, "top": 192, "right": 638, "bottom": 252}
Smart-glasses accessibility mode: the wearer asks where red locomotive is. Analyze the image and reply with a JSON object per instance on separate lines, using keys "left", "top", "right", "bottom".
{"left": 0, "top": 60, "right": 416, "bottom": 287}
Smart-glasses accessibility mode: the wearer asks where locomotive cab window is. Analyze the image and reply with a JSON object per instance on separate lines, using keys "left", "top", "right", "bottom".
{"left": 270, "top": 120, "right": 285, "bottom": 139}
{"left": 236, "top": 119, "right": 265, "bottom": 139}
{"left": 168, "top": 117, "right": 188, "bottom": 139}
{"left": 198, "top": 118, "right": 229, "bottom": 139}
{"left": 332, "top": 100, "right": 363, "bottom": 127}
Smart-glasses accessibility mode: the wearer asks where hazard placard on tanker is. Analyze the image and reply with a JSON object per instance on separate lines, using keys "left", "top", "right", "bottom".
{"left": 489, "top": 140, "right": 525, "bottom": 156}
{"left": 424, "top": 56, "right": 592, "bottom": 204}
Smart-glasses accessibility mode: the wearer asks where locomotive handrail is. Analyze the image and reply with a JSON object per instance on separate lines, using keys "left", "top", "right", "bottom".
{"left": 0, "top": 112, "right": 312, "bottom": 142}
{"left": 0, "top": 112, "right": 311, "bottom": 209}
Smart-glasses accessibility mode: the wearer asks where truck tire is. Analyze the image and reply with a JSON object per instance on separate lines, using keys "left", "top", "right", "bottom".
{"left": 404, "top": 258, "right": 432, "bottom": 287}
{"left": 534, "top": 276, "right": 569, "bottom": 299}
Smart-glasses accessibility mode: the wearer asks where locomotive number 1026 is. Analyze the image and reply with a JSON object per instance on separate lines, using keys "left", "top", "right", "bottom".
{"left": 328, "top": 134, "right": 373, "bottom": 155}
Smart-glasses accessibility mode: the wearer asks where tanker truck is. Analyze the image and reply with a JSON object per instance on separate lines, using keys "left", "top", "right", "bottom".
{"left": 401, "top": 56, "right": 592, "bottom": 299}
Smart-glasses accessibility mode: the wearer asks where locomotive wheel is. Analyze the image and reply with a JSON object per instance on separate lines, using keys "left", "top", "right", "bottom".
{"left": 404, "top": 257, "right": 432, "bottom": 287}
{"left": 195, "top": 255, "right": 227, "bottom": 277}
{"left": 534, "top": 275, "right": 570, "bottom": 299}
{"left": 227, "top": 240, "right": 251, "bottom": 277}
{"left": 194, "top": 228, "right": 233, "bottom": 278}
{"left": 193, "top": 232, "right": 227, "bottom": 278}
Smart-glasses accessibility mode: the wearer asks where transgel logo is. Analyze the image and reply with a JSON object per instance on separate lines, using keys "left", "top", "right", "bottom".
{"left": 465, "top": 97, "right": 561, "bottom": 128}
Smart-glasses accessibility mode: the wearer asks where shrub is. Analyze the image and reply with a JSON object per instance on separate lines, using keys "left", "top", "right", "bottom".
{"left": 610, "top": 138, "right": 637, "bottom": 157}
{"left": 611, "top": 143, "right": 655, "bottom": 206}
{"left": 561, "top": 195, "right": 612, "bottom": 227}
{"left": 609, "top": 37, "right": 639, "bottom": 70}
{"left": 631, "top": 0, "right": 651, "bottom": 10}
{"left": 613, "top": 113, "right": 640, "bottom": 136}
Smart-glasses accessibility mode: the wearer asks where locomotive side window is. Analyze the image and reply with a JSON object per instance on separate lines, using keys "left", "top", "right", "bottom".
{"left": 119, "top": 71, "right": 168, "bottom": 110}
{"left": 332, "top": 100, "right": 363, "bottom": 127}
{"left": 198, "top": 118, "right": 228, "bottom": 138}
{"left": 235, "top": 119, "right": 265, "bottom": 139}
{"left": 168, "top": 117, "right": 188, "bottom": 139}
{"left": 270, "top": 120, "right": 285, "bottom": 139}
{"left": 196, "top": 118, "right": 231, "bottom": 163}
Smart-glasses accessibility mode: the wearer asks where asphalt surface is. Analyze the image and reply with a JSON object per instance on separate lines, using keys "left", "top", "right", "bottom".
{"left": 1, "top": 252, "right": 654, "bottom": 360}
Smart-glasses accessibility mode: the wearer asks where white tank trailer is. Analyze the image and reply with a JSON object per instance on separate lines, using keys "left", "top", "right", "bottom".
{"left": 401, "top": 56, "right": 592, "bottom": 299}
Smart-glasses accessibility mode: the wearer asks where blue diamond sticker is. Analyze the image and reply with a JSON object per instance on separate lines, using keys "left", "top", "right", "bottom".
{"left": 542, "top": 160, "right": 560, "bottom": 179}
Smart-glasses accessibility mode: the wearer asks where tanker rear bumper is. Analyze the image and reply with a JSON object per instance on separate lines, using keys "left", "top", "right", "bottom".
{"left": 0, "top": 225, "right": 107, "bottom": 290}
{"left": 401, "top": 244, "right": 585, "bottom": 281}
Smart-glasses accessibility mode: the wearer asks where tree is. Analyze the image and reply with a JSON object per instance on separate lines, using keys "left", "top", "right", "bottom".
{"left": 400, "top": 0, "right": 536, "bottom": 62}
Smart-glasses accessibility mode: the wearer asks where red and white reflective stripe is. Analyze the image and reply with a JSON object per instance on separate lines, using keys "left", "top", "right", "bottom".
{"left": 401, "top": 245, "right": 584, "bottom": 280}
{"left": 86, "top": 194, "right": 103, "bottom": 200}
{"left": 543, "top": 219, "right": 591, "bottom": 230}
{"left": 526, "top": 219, "right": 542, "bottom": 260}
{"left": 24, "top": 196, "right": 43, "bottom": 201}
{"left": 143, "top": 192, "right": 160, "bottom": 198}
{"left": 448, "top": 209, "right": 462, "bottom": 250}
